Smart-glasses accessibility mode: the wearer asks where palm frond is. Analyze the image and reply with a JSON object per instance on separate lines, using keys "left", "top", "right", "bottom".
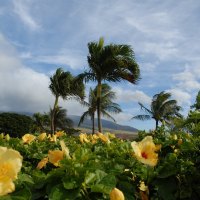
{"left": 131, "top": 115, "right": 151, "bottom": 121}
{"left": 78, "top": 111, "right": 90, "bottom": 127}
{"left": 138, "top": 102, "right": 152, "bottom": 114}
{"left": 101, "top": 110, "right": 116, "bottom": 122}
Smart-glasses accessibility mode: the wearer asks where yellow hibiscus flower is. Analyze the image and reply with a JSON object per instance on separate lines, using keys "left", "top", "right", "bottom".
{"left": 49, "top": 134, "right": 57, "bottom": 142}
{"left": 48, "top": 150, "right": 64, "bottom": 167}
{"left": 131, "top": 136, "right": 161, "bottom": 167}
{"left": 79, "top": 133, "right": 90, "bottom": 143}
{"left": 97, "top": 132, "right": 110, "bottom": 143}
{"left": 36, "top": 157, "right": 48, "bottom": 169}
{"left": 110, "top": 188, "right": 125, "bottom": 200}
{"left": 55, "top": 131, "right": 65, "bottom": 137}
{"left": 38, "top": 133, "right": 47, "bottom": 141}
{"left": 0, "top": 147, "right": 23, "bottom": 196}
{"left": 60, "top": 140, "right": 71, "bottom": 159}
{"left": 139, "top": 181, "right": 148, "bottom": 192}
{"left": 22, "top": 134, "right": 36, "bottom": 144}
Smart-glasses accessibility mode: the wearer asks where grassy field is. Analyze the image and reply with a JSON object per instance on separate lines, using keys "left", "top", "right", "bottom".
{"left": 75, "top": 127, "right": 138, "bottom": 140}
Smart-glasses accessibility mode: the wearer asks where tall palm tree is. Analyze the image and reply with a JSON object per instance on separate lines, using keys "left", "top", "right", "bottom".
{"left": 49, "top": 68, "right": 84, "bottom": 133}
{"left": 78, "top": 37, "right": 140, "bottom": 132}
{"left": 132, "top": 91, "right": 182, "bottom": 129}
{"left": 78, "top": 84, "right": 122, "bottom": 134}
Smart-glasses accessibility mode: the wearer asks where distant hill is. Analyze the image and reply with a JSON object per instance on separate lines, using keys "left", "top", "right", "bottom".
{"left": 0, "top": 111, "right": 138, "bottom": 137}
{"left": 69, "top": 115, "right": 138, "bottom": 133}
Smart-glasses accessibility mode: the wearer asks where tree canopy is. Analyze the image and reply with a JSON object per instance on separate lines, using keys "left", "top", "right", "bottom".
{"left": 78, "top": 37, "right": 140, "bottom": 132}
{"left": 78, "top": 84, "right": 121, "bottom": 134}
{"left": 49, "top": 68, "right": 85, "bottom": 133}
{"left": 132, "top": 91, "right": 182, "bottom": 129}
{"left": 0, "top": 112, "right": 34, "bottom": 137}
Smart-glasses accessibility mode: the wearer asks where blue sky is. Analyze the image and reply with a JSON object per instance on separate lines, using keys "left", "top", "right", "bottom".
{"left": 0, "top": 0, "right": 200, "bottom": 131}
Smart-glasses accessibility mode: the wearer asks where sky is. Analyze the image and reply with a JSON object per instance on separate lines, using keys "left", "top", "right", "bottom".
{"left": 0, "top": 0, "right": 200, "bottom": 131}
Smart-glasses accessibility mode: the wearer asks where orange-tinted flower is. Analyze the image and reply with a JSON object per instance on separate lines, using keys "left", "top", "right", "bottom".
{"left": 110, "top": 188, "right": 125, "bottom": 200}
{"left": 37, "top": 157, "right": 48, "bottom": 169}
{"left": 92, "top": 134, "right": 99, "bottom": 140}
{"left": 97, "top": 132, "right": 110, "bottom": 143}
{"left": 49, "top": 134, "right": 57, "bottom": 142}
{"left": 48, "top": 150, "right": 64, "bottom": 166}
{"left": 22, "top": 134, "right": 36, "bottom": 144}
{"left": 38, "top": 132, "right": 47, "bottom": 141}
{"left": 55, "top": 131, "right": 65, "bottom": 137}
{"left": 79, "top": 133, "right": 90, "bottom": 143}
{"left": 131, "top": 136, "right": 160, "bottom": 167}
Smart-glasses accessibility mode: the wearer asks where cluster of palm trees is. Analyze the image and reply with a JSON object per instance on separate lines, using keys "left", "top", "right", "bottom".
{"left": 44, "top": 37, "right": 141, "bottom": 134}
{"left": 33, "top": 37, "right": 182, "bottom": 134}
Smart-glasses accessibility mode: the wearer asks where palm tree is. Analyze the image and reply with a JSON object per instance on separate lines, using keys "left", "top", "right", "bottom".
{"left": 132, "top": 91, "right": 182, "bottom": 129}
{"left": 33, "top": 107, "right": 73, "bottom": 133}
{"left": 50, "top": 106, "right": 73, "bottom": 131}
{"left": 78, "top": 37, "right": 140, "bottom": 132}
{"left": 191, "top": 90, "right": 200, "bottom": 110}
{"left": 78, "top": 84, "right": 122, "bottom": 134}
{"left": 49, "top": 68, "right": 84, "bottom": 133}
{"left": 32, "top": 112, "right": 50, "bottom": 133}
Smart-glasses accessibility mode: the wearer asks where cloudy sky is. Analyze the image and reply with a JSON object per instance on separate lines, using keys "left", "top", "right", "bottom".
{"left": 0, "top": 0, "right": 200, "bottom": 130}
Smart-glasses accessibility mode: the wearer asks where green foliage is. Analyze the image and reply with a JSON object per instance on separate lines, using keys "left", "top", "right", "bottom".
{"left": 132, "top": 91, "right": 182, "bottom": 129}
{"left": 1, "top": 128, "right": 200, "bottom": 199}
{"left": 182, "top": 91, "right": 200, "bottom": 136}
{"left": 0, "top": 112, "right": 34, "bottom": 137}
{"left": 49, "top": 68, "right": 85, "bottom": 134}
{"left": 191, "top": 90, "right": 200, "bottom": 110}
{"left": 79, "top": 84, "right": 122, "bottom": 133}
{"left": 33, "top": 107, "right": 75, "bottom": 134}
{"left": 78, "top": 37, "right": 140, "bottom": 132}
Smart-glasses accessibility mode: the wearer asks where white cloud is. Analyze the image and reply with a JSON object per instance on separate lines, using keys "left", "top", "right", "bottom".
{"left": 142, "top": 42, "right": 179, "bottom": 61}
{"left": 13, "top": 0, "right": 40, "bottom": 31}
{"left": 113, "top": 112, "right": 133, "bottom": 124}
{"left": 113, "top": 87, "right": 151, "bottom": 104}
{"left": 172, "top": 66, "right": 200, "bottom": 91}
{"left": 166, "top": 88, "right": 191, "bottom": 106}
{"left": 0, "top": 33, "right": 85, "bottom": 114}
{"left": 34, "top": 53, "right": 86, "bottom": 70}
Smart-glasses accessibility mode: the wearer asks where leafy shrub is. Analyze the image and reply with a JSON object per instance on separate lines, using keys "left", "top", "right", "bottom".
{"left": 0, "top": 112, "right": 34, "bottom": 137}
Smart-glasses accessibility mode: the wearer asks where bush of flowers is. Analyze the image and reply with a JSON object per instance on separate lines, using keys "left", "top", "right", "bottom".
{"left": 0, "top": 128, "right": 200, "bottom": 200}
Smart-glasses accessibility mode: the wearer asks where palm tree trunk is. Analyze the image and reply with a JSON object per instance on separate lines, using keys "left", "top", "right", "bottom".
{"left": 92, "top": 113, "right": 95, "bottom": 134}
{"left": 97, "top": 81, "right": 102, "bottom": 132}
{"left": 155, "top": 120, "right": 159, "bottom": 130}
{"left": 51, "top": 96, "right": 59, "bottom": 134}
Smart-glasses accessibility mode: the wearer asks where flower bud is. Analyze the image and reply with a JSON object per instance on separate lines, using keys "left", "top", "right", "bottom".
{"left": 5, "top": 134, "right": 10, "bottom": 141}
{"left": 110, "top": 188, "right": 125, "bottom": 200}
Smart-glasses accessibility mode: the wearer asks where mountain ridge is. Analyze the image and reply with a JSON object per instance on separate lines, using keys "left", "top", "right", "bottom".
{"left": 69, "top": 115, "right": 138, "bottom": 133}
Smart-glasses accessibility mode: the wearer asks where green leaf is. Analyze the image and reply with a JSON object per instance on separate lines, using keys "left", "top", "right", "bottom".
{"left": 18, "top": 174, "right": 34, "bottom": 185}
{"left": 31, "top": 170, "right": 46, "bottom": 189}
{"left": 154, "top": 177, "right": 177, "bottom": 200}
{"left": 91, "top": 174, "right": 116, "bottom": 194}
{"left": 158, "top": 153, "right": 177, "bottom": 178}
{"left": 62, "top": 177, "right": 79, "bottom": 190}
{"left": 0, "top": 187, "right": 32, "bottom": 200}
{"left": 48, "top": 184, "right": 80, "bottom": 200}
{"left": 84, "top": 172, "right": 97, "bottom": 185}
